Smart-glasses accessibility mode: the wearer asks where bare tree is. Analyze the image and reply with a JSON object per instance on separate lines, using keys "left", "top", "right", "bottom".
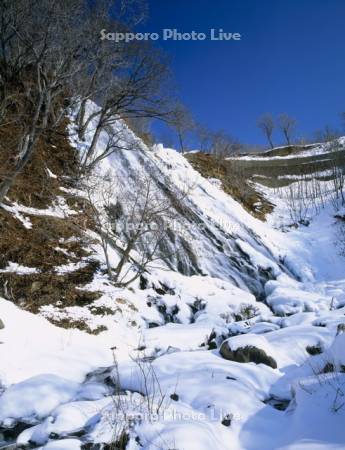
{"left": 169, "top": 102, "right": 195, "bottom": 154}
{"left": 282, "top": 180, "right": 312, "bottom": 225}
{"left": 314, "top": 126, "right": 341, "bottom": 143}
{"left": 0, "top": 0, "right": 99, "bottom": 203}
{"left": 74, "top": 0, "right": 149, "bottom": 137}
{"left": 257, "top": 114, "right": 275, "bottom": 149}
{"left": 278, "top": 113, "right": 296, "bottom": 146}
{"left": 211, "top": 131, "right": 241, "bottom": 158}
{"left": 84, "top": 123, "right": 138, "bottom": 172}
{"left": 79, "top": 41, "right": 171, "bottom": 170}
{"left": 125, "top": 116, "right": 154, "bottom": 146}
{"left": 84, "top": 170, "right": 180, "bottom": 286}
{"left": 329, "top": 140, "right": 345, "bottom": 209}
{"left": 0, "top": 0, "right": 167, "bottom": 200}
{"left": 274, "top": 164, "right": 329, "bottom": 225}
{"left": 195, "top": 124, "right": 213, "bottom": 153}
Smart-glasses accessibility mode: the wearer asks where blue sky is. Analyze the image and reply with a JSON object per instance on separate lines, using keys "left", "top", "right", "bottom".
{"left": 138, "top": 0, "right": 345, "bottom": 147}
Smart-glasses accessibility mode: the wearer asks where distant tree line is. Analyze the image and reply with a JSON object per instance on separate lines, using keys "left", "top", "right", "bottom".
{"left": 257, "top": 113, "right": 296, "bottom": 148}
{"left": 256, "top": 112, "right": 345, "bottom": 150}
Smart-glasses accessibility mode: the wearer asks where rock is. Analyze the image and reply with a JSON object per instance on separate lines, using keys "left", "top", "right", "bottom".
{"left": 337, "top": 323, "right": 345, "bottom": 335}
{"left": 220, "top": 342, "right": 277, "bottom": 369}
{"left": 221, "top": 414, "right": 233, "bottom": 427}
{"left": 0, "top": 319, "right": 4, "bottom": 330}
{"left": 322, "top": 362, "right": 334, "bottom": 373}
{"left": 264, "top": 396, "right": 290, "bottom": 411}
{"left": 306, "top": 344, "right": 322, "bottom": 355}
{"left": 208, "top": 341, "right": 217, "bottom": 350}
{"left": 0, "top": 421, "right": 32, "bottom": 446}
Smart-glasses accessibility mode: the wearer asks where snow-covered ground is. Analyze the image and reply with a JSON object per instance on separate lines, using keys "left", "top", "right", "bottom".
{"left": 227, "top": 138, "right": 345, "bottom": 161}
{"left": 1, "top": 102, "right": 345, "bottom": 449}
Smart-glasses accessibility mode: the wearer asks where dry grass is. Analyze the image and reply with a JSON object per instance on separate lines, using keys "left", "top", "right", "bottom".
{"left": 0, "top": 115, "right": 102, "bottom": 320}
{"left": 186, "top": 152, "right": 273, "bottom": 220}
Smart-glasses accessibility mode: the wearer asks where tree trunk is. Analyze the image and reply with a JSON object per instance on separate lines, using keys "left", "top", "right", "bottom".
{"left": 113, "top": 253, "right": 128, "bottom": 282}
{"left": 101, "top": 237, "right": 113, "bottom": 281}
{"left": 77, "top": 99, "right": 87, "bottom": 139}
{"left": 178, "top": 132, "right": 184, "bottom": 154}
{"left": 41, "top": 91, "right": 52, "bottom": 129}
{"left": 0, "top": 132, "right": 38, "bottom": 203}
{"left": 0, "top": 90, "right": 46, "bottom": 204}
{"left": 0, "top": 177, "right": 14, "bottom": 203}
{"left": 81, "top": 116, "right": 104, "bottom": 169}
{"left": 113, "top": 239, "right": 136, "bottom": 283}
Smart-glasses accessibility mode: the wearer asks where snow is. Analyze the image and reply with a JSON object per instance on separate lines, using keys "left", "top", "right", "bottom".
{"left": 46, "top": 168, "right": 58, "bottom": 179}
{"left": 228, "top": 139, "right": 345, "bottom": 161}
{"left": 54, "top": 261, "right": 89, "bottom": 274}
{"left": 16, "top": 398, "right": 111, "bottom": 447}
{"left": 143, "top": 322, "right": 216, "bottom": 352}
{"left": 0, "top": 262, "right": 39, "bottom": 275}
{"left": 321, "top": 333, "right": 345, "bottom": 369}
{"left": 0, "top": 298, "right": 112, "bottom": 385}
{"left": 223, "top": 324, "right": 332, "bottom": 369}
{"left": 41, "top": 439, "right": 82, "bottom": 450}
{"left": 0, "top": 374, "right": 80, "bottom": 424}
{"left": 282, "top": 373, "right": 345, "bottom": 447}
{"left": 1, "top": 203, "right": 33, "bottom": 229}
{"left": 1, "top": 197, "right": 78, "bottom": 222}
{"left": 0, "top": 100, "right": 344, "bottom": 449}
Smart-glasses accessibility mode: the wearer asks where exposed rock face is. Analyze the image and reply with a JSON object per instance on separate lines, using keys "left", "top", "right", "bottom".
{"left": 220, "top": 342, "right": 277, "bottom": 369}
{"left": 0, "top": 319, "right": 4, "bottom": 330}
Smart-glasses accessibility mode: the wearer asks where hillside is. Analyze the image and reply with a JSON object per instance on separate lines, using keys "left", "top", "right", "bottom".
{"left": 0, "top": 102, "right": 345, "bottom": 450}
{"left": 226, "top": 140, "right": 345, "bottom": 189}
{"left": 0, "top": 118, "right": 104, "bottom": 330}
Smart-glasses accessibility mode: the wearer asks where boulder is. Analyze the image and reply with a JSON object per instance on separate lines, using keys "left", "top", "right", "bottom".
{"left": 0, "top": 319, "right": 4, "bottom": 330}
{"left": 220, "top": 342, "right": 277, "bottom": 369}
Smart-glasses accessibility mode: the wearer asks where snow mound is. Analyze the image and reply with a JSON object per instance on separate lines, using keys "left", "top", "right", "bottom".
{"left": 0, "top": 374, "right": 79, "bottom": 424}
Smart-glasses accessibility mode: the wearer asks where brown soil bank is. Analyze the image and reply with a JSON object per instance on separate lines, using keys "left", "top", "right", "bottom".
{"left": 0, "top": 117, "right": 101, "bottom": 322}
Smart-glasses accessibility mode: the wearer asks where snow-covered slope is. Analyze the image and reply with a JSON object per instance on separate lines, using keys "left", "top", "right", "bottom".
{"left": 69, "top": 102, "right": 303, "bottom": 295}
{"left": 0, "top": 101, "right": 345, "bottom": 450}
{"left": 230, "top": 138, "right": 345, "bottom": 161}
